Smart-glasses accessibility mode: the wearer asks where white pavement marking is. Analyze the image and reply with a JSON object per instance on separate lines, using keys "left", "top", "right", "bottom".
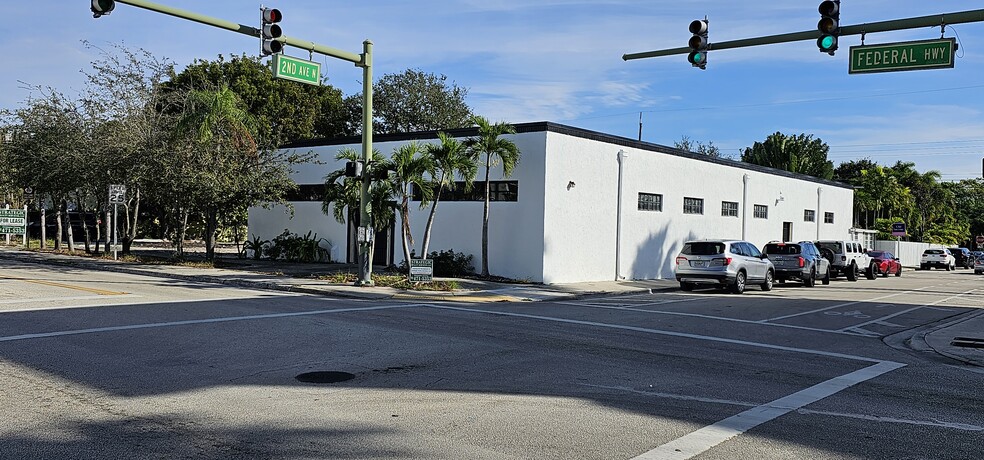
{"left": 761, "top": 288, "right": 929, "bottom": 322}
{"left": 560, "top": 302, "right": 871, "bottom": 336}
{"left": 0, "top": 304, "right": 424, "bottom": 342}
{"left": 632, "top": 362, "right": 906, "bottom": 460}
{"left": 837, "top": 288, "right": 980, "bottom": 333}
{"left": 426, "top": 305, "right": 891, "bottom": 363}
{"left": 580, "top": 383, "right": 983, "bottom": 432}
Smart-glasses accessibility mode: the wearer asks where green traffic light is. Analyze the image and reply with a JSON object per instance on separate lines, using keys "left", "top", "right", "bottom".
{"left": 818, "top": 35, "right": 837, "bottom": 51}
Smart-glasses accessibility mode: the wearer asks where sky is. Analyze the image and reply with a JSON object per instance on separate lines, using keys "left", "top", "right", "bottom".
{"left": 4, "top": 1, "right": 984, "bottom": 180}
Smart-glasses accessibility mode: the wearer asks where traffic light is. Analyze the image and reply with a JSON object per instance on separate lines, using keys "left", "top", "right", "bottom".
{"left": 345, "top": 161, "right": 363, "bottom": 178}
{"left": 261, "top": 7, "right": 283, "bottom": 55}
{"left": 687, "top": 18, "right": 709, "bottom": 69}
{"left": 817, "top": 0, "right": 840, "bottom": 55}
{"left": 90, "top": 0, "right": 115, "bottom": 18}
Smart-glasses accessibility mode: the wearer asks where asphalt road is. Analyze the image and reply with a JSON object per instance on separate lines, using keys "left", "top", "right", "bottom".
{"left": 1, "top": 259, "right": 982, "bottom": 459}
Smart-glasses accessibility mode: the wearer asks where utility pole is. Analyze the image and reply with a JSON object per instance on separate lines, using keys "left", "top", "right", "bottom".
{"left": 91, "top": 0, "right": 377, "bottom": 285}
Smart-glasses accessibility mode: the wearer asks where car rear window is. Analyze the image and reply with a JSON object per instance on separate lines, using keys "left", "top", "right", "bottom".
{"left": 924, "top": 250, "right": 943, "bottom": 255}
{"left": 816, "top": 242, "right": 841, "bottom": 254}
{"left": 682, "top": 242, "right": 725, "bottom": 255}
{"left": 764, "top": 243, "right": 801, "bottom": 255}
{"left": 868, "top": 251, "right": 886, "bottom": 258}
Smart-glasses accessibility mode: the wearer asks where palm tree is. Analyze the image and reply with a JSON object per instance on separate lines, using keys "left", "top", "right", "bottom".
{"left": 466, "top": 116, "right": 520, "bottom": 277}
{"left": 388, "top": 141, "right": 435, "bottom": 265}
{"left": 175, "top": 85, "right": 256, "bottom": 261}
{"left": 322, "top": 147, "right": 397, "bottom": 266}
{"left": 421, "top": 132, "right": 477, "bottom": 258}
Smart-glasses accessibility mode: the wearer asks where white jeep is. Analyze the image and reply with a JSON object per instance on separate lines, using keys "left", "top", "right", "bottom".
{"left": 815, "top": 240, "right": 876, "bottom": 281}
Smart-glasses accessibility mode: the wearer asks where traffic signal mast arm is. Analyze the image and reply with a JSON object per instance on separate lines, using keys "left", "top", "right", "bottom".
{"left": 109, "top": 0, "right": 364, "bottom": 65}
{"left": 624, "top": 8, "right": 984, "bottom": 61}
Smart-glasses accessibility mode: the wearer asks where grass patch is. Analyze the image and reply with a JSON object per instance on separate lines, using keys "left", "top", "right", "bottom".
{"left": 315, "top": 271, "right": 460, "bottom": 291}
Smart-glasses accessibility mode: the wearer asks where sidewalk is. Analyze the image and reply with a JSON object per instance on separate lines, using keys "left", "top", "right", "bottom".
{"left": 1, "top": 246, "right": 981, "bottom": 368}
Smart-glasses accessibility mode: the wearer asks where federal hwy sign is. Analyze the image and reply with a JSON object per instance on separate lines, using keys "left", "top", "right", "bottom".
{"left": 850, "top": 38, "right": 955, "bottom": 74}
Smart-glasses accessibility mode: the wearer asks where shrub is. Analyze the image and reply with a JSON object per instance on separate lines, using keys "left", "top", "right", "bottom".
{"left": 266, "top": 229, "right": 332, "bottom": 263}
{"left": 397, "top": 249, "right": 475, "bottom": 277}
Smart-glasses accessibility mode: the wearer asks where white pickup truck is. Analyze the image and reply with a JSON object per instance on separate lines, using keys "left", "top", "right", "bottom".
{"left": 815, "top": 240, "right": 876, "bottom": 281}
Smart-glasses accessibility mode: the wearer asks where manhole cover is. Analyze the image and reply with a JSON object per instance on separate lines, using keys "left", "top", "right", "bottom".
{"left": 295, "top": 371, "right": 355, "bottom": 384}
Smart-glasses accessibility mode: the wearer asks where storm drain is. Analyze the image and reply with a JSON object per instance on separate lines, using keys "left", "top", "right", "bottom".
{"left": 950, "top": 337, "right": 984, "bottom": 349}
{"left": 295, "top": 371, "right": 356, "bottom": 384}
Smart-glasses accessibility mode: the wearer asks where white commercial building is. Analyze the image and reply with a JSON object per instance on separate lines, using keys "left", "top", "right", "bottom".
{"left": 248, "top": 122, "right": 854, "bottom": 284}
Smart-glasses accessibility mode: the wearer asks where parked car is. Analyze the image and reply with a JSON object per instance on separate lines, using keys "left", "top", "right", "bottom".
{"left": 763, "top": 241, "right": 831, "bottom": 287}
{"left": 975, "top": 255, "right": 984, "bottom": 275}
{"left": 674, "top": 239, "right": 775, "bottom": 294}
{"left": 920, "top": 249, "right": 955, "bottom": 271}
{"left": 948, "top": 247, "right": 973, "bottom": 269}
{"left": 867, "top": 250, "right": 902, "bottom": 277}
{"left": 815, "top": 240, "right": 875, "bottom": 281}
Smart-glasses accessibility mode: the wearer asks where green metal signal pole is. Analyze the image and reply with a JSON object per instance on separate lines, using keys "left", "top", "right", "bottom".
{"left": 101, "top": 0, "right": 377, "bottom": 285}
{"left": 624, "top": 9, "right": 984, "bottom": 60}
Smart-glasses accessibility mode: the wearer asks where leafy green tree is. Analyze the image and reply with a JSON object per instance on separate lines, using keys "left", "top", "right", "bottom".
{"left": 741, "top": 132, "right": 834, "bottom": 180}
{"left": 421, "top": 132, "right": 477, "bottom": 258}
{"left": 853, "top": 165, "right": 911, "bottom": 229}
{"left": 346, "top": 69, "right": 473, "bottom": 134}
{"left": 387, "top": 141, "right": 434, "bottom": 264}
{"left": 833, "top": 158, "right": 879, "bottom": 184}
{"left": 466, "top": 116, "right": 520, "bottom": 277}
{"left": 675, "top": 135, "right": 725, "bottom": 158}
{"left": 163, "top": 54, "right": 349, "bottom": 145}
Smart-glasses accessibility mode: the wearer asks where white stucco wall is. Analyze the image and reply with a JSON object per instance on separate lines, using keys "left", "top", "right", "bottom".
{"left": 539, "top": 131, "right": 855, "bottom": 283}
{"left": 248, "top": 124, "right": 855, "bottom": 284}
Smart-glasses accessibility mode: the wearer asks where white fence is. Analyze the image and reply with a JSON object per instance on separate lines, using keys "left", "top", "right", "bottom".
{"left": 873, "top": 240, "right": 944, "bottom": 267}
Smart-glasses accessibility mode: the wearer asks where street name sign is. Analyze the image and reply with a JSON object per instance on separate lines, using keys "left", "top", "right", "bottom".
{"left": 272, "top": 54, "right": 321, "bottom": 86}
{"left": 0, "top": 209, "right": 26, "bottom": 235}
{"left": 849, "top": 38, "right": 955, "bottom": 74}
{"left": 409, "top": 258, "right": 434, "bottom": 283}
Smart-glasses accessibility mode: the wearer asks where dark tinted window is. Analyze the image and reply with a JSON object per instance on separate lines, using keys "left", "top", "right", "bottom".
{"left": 924, "top": 249, "right": 943, "bottom": 255}
{"left": 868, "top": 251, "right": 886, "bottom": 258}
{"left": 743, "top": 243, "right": 763, "bottom": 257}
{"left": 764, "top": 243, "right": 802, "bottom": 255}
{"left": 730, "top": 243, "right": 747, "bottom": 256}
{"left": 816, "top": 242, "right": 841, "bottom": 254}
{"left": 682, "top": 242, "right": 725, "bottom": 255}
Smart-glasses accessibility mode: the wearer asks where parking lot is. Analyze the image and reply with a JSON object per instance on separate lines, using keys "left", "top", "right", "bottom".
{"left": 1, "top": 261, "right": 982, "bottom": 459}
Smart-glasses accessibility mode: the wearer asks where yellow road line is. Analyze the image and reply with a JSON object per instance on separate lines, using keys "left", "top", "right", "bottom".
{"left": 1, "top": 276, "right": 127, "bottom": 296}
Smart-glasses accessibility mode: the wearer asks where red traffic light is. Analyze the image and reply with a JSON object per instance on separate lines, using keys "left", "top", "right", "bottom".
{"left": 262, "top": 8, "right": 282, "bottom": 23}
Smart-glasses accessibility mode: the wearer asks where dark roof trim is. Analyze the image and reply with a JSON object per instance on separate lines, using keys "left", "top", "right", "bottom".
{"left": 282, "top": 121, "right": 853, "bottom": 190}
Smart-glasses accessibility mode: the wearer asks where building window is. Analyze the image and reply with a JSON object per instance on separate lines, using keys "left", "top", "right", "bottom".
{"left": 721, "top": 201, "right": 739, "bottom": 217}
{"left": 804, "top": 209, "right": 816, "bottom": 222}
{"left": 638, "top": 193, "right": 663, "bottom": 212}
{"left": 412, "top": 181, "right": 518, "bottom": 202}
{"left": 683, "top": 197, "right": 704, "bottom": 215}
{"left": 824, "top": 212, "right": 835, "bottom": 224}
{"left": 753, "top": 204, "right": 768, "bottom": 219}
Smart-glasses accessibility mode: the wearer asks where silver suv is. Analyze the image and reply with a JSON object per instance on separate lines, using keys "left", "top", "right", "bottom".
{"left": 674, "top": 239, "right": 775, "bottom": 294}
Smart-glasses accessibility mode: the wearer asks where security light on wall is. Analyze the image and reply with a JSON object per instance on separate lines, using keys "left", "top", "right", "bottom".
{"left": 567, "top": 181, "right": 576, "bottom": 190}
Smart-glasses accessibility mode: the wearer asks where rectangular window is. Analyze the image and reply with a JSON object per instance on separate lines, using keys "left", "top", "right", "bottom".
{"left": 824, "top": 212, "right": 835, "bottom": 224}
{"left": 683, "top": 197, "right": 704, "bottom": 215}
{"left": 412, "top": 181, "right": 518, "bottom": 202}
{"left": 638, "top": 193, "right": 663, "bottom": 212}
{"left": 753, "top": 204, "right": 768, "bottom": 219}
{"left": 804, "top": 209, "right": 816, "bottom": 222}
{"left": 721, "top": 201, "right": 739, "bottom": 217}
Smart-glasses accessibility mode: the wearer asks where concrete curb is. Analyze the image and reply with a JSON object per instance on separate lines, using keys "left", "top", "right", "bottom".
{"left": 918, "top": 308, "right": 984, "bottom": 367}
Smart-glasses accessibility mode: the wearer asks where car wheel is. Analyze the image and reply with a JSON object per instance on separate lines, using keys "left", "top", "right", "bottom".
{"left": 803, "top": 268, "right": 816, "bottom": 287}
{"left": 946, "top": 264, "right": 952, "bottom": 271}
{"left": 761, "top": 270, "right": 774, "bottom": 291}
{"left": 846, "top": 262, "right": 858, "bottom": 281}
{"left": 680, "top": 282, "right": 694, "bottom": 291}
{"left": 920, "top": 264, "right": 927, "bottom": 270}
{"left": 866, "top": 262, "right": 877, "bottom": 280}
{"left": 882, "top": 266, "right": 889, "bottom": 278}
{"left": 730, "top": 271, "right": 746, "bottom": 294}
{"left": 895, "top": 265, "right": 902, "bottom": 277}
{"left": 822, "top": 266, "right": 831, "bottom": 285}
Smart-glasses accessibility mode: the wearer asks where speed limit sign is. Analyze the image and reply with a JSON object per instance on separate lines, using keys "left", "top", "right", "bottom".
{"left": 109, "top": 184, "right": 126, "bottom": 204}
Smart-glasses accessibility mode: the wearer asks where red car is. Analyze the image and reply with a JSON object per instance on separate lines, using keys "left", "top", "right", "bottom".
{"left": 867, "top": 251, "right": 902, "bottom": 277}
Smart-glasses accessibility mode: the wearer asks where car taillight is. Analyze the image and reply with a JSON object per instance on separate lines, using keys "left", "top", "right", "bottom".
{"left": 709, "top": 257, "right": 731, "bottom": 267}
{"left": 676, "top": 256, "right": 687, "bottom": 265}
{"left": 798, "top": 257, "right": 805, "bottom": 267}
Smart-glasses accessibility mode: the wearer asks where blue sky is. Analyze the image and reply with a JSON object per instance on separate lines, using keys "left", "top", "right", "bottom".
{"left": 4, "top": 1, "right": 984, "bottom": 180}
